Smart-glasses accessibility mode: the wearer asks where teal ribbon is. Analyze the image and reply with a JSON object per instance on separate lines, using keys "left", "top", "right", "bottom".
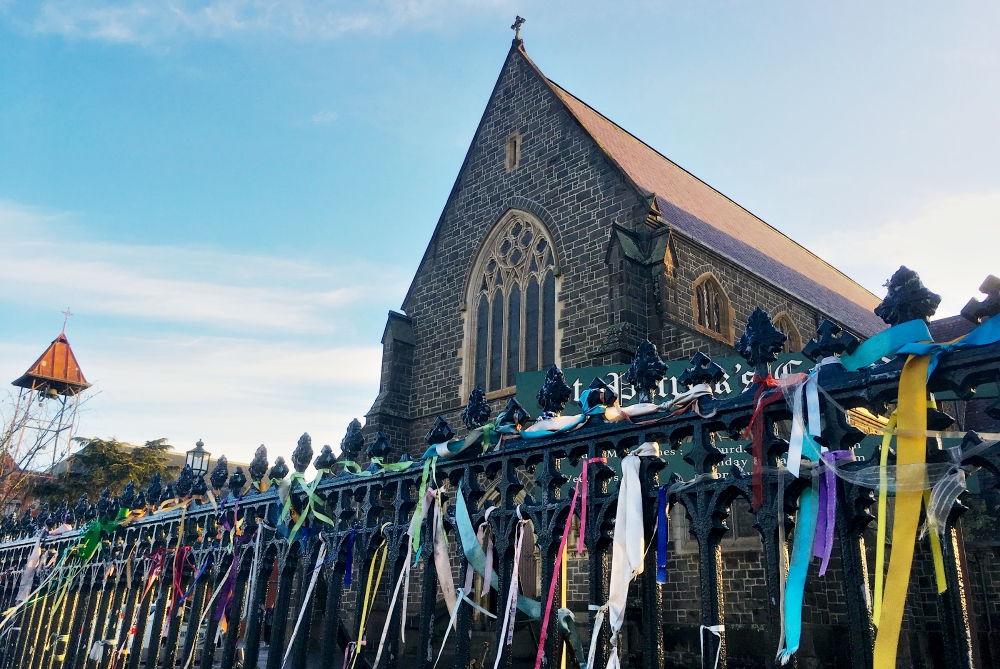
{"left": 780, "top": 423, "right": 822, "bottom": 663}
{"left": 898, "top": 314, "right": 1000, "bottom": 378}
{"left": 421, "top": 424, "right": 496, "bottom": 460}
{"left": 455, "top": 483, "right": 540, "bottom": 619}
{"left": 838, "top": 319, "right": 931, "bottom": 371}
{"left": 519, "top": 389, "right": 605, "bottom": 440}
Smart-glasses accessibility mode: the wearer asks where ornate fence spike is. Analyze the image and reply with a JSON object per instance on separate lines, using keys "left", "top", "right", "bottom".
{"left": 462, "top": 387, "right": 492, "bottom": 429}
{"left": 961, "top": 275, "right": 1000, "bottom": 324}
{"left": 249, "top": 444, "right": 269, "bottom": 484}
{"left": 120, "top": 481, "right": 136, "bottom": 510}
{"left": 228, "top": 467, "right": 247, "bottom": 497}
{"left": 192, "top": 473, "right": 208, "bottom": 499}
{"left": 341, "top": 419, "right": 365, "bottom": 461}
{"left": 874, "top": 265, "right": 941, "bottom": 325}
{"left": 146, "top": 473, "right": 161, "bottom": 506}
{"left": 74, "top": 493, "right": 89, "bottom": 522}
{"left": 292, "top": 433, "right": 313, "bottom": 473}
{"left": 537, "top": 365, "right": 572, "bottom": 416}
{"left": 367, "top": 431, "right": 392, "bottom": 460}
{"left": 34, "top": 503, "right": 48, "bottom": 529}
{"left": 497, "top": 397, "right": 529, "bottom": 431}
{"left": 678, "top": 351, "right": 725, "bottom": 390}
{"left": 623, "top": 339, "right": 667, "bottom": 403}
{"left": 737, "top": 307, "right": 787, "bottom": 378}
{"left": 314, "top": 445, "right": 336, "bottom": 470}
{"left": 426, "top": 416, "right": 456, "bottom": 445}
{"left": 132, "top": 491, "right": 146, "bottom": 510}
{"left": 107, "top": 497, "right": 121, "bottom": 521}
{"left": 210, "top": 455, "right": 230, "bottom": 492}
{"left": 96, "top": 487, "right": 111, "bottom": 517}
{"left": 54, "top": 499, "right": 67, "bottom": 524}
{"left": 175, "top": 465, "right": 195, "bottom": 498}
{"left": 268, "top": 457, "right": 289, "bottom": 482}
{"left": 803, "top": 320, "right": 860, "bottom": 362}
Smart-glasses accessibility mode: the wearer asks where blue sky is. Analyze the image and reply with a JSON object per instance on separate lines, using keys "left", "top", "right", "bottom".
{"left": 1, "top": 0, "right": 998, "bottom": 465}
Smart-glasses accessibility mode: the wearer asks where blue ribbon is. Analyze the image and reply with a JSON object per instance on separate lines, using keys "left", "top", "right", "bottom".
{"left": 898, "top": 314, "right": 1000, "bottom": 378}
{"left": 838, "top": 319, "right": 931, "bottom": 371}
{"left": 344, "top": 526, "right": 357, "bottom": 586}
{"left": 781, "top": 416, "right": 822, "bottom": 663}
{"left": 656, "top": 487, "right": 668, "bottom": 584}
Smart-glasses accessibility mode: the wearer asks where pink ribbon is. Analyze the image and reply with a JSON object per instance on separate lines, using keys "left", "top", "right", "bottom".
{"left": 534, "top": 481, "right": 582, "bottom": 669}
{"left": 814, "top": 450, "right": 854, "bottom": 575}
{"left": 578, "top": 457, "right": 606, "bottom": 554}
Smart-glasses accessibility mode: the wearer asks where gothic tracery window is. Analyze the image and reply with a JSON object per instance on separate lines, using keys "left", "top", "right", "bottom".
{"left": 692, "top": 273, "right": 733, "bottom": 343}
{"left": 468, "top": 212, "right": 558, "bottom": 394}
{"left": 773, "top": 312, "right": 803, "bottom": 353}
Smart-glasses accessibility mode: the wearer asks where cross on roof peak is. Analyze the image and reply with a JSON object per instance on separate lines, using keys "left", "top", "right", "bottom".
{"left": 511, "top": 16, "right": 525, "bottom": 41}
{"left": 61, "top": 308, "right": 73, "bottom": 334}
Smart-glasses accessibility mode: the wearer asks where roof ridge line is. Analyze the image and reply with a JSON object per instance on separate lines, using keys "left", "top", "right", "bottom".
{"left": 542, "top": 78, "right": 878, "bottom": 302}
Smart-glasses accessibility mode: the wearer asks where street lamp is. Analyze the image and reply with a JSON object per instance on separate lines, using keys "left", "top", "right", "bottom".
{"left": 186, "top": 439, "right": 211, "bottom": 477}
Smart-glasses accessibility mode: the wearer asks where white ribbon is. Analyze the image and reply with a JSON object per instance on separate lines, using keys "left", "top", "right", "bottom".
{"left": 372, "top": 535, "right": 413, "bottom": 669}
{"left": 700, "top": 624, "right": 725, "bottom": 669}
{"left": 16, "top": 533, "right": 42, "bottom": 603}
{"left": 660, "top": 384, "right": 714, "bottom": 411}
{"left": 432, "top": 492, "right": 457, "bottom": 621}
{"left": 281, "top": 539, "right": 328, "bottom": 668}
{"left": 786, "top": 359, "right": 834, "bottom": 477}
{"left": 605, "top": 442, "right": 659, "bottom": 669}
{"left": 586, "top": 604, "right": 607, "bottom": 669}
{"left": 493, "top": 506, "right": 527, "bottom": 669}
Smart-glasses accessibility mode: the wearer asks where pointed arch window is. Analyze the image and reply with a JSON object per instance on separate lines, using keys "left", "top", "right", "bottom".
{"left": 773, "top": 312, "right": 803, "bottom": 353}
{"left": 692, "top": 273, "right": 734, "bottom": 344}
{"left": 465, "top": 211, "right": 558, "bottom": 395}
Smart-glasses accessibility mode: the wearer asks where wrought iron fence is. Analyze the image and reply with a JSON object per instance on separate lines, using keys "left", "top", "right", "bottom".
{"left": 1, "top": 268, "right": 999, "bottom": 669}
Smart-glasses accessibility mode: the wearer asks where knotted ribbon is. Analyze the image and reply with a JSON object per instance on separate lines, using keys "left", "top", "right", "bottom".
{"left": 603, "top": 442, "right": 660, "bottom": 669}
{"left": 493, "top": 506, "right": 527, "bottom": 669}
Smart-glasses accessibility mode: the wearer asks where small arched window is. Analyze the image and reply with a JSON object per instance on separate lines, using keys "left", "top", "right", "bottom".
{"left": 692, "top": 273, "right": 733, "bottom": 343}
{"left": 773, "top": 312, "right": 803, "bottom": 353}
{"left": 466, "top": 211, "right": 558, "bottom": 395}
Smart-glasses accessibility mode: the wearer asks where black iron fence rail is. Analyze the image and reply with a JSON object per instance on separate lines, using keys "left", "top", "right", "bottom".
{"left": 2, "top": 279, "right": 1000, "bottom": 669}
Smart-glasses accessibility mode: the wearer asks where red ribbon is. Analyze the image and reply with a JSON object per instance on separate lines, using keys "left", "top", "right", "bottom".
{"left": 745, "top": 374, "right": 783, "bottom": 510}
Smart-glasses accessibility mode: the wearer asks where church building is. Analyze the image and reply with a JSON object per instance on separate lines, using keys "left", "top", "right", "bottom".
{"left": 365, "top": 34, "right": 885, "bottom": 455}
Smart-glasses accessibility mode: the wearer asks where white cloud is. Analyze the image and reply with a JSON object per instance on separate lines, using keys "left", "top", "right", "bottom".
{"left": 311, "top": 109, "right": 338, "bottom": 125}
{"left": 26, "top": 0, "right": 512, "bottom": 44}
{"left": 0, "top": 200, "right": 397, "bottom": 466}
{"left": 810, "top": 191, "right": 1000, "bottom": 317}
{"left": 0, "top": 200, "right": 406, "bottom": 333}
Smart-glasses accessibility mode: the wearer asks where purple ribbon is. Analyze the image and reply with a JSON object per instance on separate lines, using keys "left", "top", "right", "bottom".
{"left": 656, "top": 486, "right": 668, "bottom": 584}
{"left": 814, "top": 450, "right": 854, "bottom": 576}
{"left": 214, "top": 500, "right": 244, "bottom": 622}
{"left": 344, "top": 527, "right": 357, "bottom": 586}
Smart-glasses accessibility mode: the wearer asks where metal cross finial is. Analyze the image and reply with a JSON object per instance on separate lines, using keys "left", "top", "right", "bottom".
{"left": 61, "top": 307, "right": 73, "bottom": 333}
{"left": 511, "top": 16, "right": 525, "bottom": 40}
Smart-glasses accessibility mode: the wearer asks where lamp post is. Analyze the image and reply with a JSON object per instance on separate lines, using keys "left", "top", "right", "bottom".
{"left": 186, "top": 439, "right": 211, "bottom": 477}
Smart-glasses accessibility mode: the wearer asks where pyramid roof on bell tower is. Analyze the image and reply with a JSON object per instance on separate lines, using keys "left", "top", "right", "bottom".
{"left": 12, "top": 333, "right": 91, "bottom": 395}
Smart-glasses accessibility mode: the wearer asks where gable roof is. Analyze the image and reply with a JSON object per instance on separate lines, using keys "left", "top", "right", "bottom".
{"left": 12, "top": 333, "right": 90, "bottom": 395}
{"left": 518, "top": 47, "right": 885, "bottom": 336}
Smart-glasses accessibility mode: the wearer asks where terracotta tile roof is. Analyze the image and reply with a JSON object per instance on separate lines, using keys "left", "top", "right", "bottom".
{"left": 12, "top": 333, "right": 90, "bottom": 394}
{"left": 528, "top": 51, "right": 885, "bottom": 336}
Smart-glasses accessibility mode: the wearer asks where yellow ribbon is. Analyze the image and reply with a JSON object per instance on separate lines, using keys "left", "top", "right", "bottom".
{"left": 873, "top": 354, "right": 934, "bottom": 668}
{"left": 349, "top": 525, "right": 391, "bottom": 669}
{"left": 872, "top": 411, "right": 897, "bottom": 627}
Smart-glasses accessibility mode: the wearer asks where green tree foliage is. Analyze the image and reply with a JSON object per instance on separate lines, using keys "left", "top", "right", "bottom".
{"left": 33, "top": 437, "right": 179, "bottom": 505}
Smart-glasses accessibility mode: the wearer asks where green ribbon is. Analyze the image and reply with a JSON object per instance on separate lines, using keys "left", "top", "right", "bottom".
{"left": 421, "top": 424, "right": 496, "bottom": 460}
{"left": 410, "top": 457, "right": 436, "bottom": 559}
{"left": 340, "top": 457, "right": 416, "bottom": 477}
{"left": 280, "top": 470, "right": 336, "bottom": 544}
{"left": 79, "top": 508, "right": 128, "bottom": 562}
{"left": 454, "top": 483, "right": 540, "bottom": 619}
